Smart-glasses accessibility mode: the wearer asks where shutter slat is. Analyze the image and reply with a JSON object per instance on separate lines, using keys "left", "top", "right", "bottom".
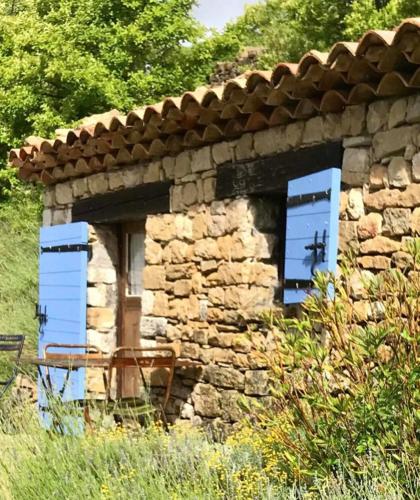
{"left": 38, "top": 222, "right": 88, "bottom": 431}
{"left": 283, "top": 168, "right": 341, "bottom": 304}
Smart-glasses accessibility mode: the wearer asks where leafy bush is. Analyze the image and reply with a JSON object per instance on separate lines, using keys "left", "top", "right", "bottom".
{"left": 245, "top": 239, "right": 419, "bottom": 494}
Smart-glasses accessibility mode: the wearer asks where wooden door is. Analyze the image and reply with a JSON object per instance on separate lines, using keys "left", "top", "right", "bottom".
{"left": 119, "top": 222, "right": 145, "bottom": 397}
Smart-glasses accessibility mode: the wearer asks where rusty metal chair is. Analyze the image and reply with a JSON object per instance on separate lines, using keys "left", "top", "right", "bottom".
{"left": 40, "top": 343, "right": 108, "bottom": 431}
{"left": 106, "top": 346, "right": 176, "bottom": 426}
{"left": 0, "top": 335, "right": 25, "bottom": 401}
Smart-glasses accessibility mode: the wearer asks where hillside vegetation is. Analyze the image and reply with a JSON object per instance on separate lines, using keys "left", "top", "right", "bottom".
{"left": 0, "top": 191, "right": 40, "bottom": 352}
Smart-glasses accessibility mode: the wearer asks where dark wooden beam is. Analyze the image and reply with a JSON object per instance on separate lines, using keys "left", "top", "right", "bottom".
{"left": 72, "top": 181, "right": 171, "bottom": 223}
{"left": 216, "top": 142, "right": 343, "bottom": 199}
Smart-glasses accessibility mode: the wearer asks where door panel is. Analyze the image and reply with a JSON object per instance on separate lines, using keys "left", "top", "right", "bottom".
{"left": 119, "top": 222, "right": 145, "bottom": 397}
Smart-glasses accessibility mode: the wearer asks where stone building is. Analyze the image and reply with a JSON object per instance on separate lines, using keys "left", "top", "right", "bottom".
{"left": 9, "top": 18, "right": 420, "bottom": 428}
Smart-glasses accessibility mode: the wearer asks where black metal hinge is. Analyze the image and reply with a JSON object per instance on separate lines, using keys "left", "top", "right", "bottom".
{"left": 287, "top": 189, "right": 331, "bottom": 207}
{"left": 283, "top": 279, "right": 313, "bottom": 290}
{"left": 41, "top": 244, "right": 90, "bottom": 254}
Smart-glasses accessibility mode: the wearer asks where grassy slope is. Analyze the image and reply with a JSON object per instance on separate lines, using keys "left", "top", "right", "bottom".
{"left": 0, "top": 191, "right": 41, "bottom": 356}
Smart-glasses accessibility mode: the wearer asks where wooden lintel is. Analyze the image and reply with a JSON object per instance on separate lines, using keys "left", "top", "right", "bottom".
{"left": 72, "top": 181, "right": 171, "bottom": 223}
{"left": 215, "top": 142, "right": 343, "bottom": 199}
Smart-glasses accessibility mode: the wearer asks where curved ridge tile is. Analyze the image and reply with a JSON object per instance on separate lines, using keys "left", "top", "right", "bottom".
{"left": 297, "top": 51, "right": 329, "bottom": 77}
{"left": 271, "top": 63, "right": 299, "bottom": 86}
{"left": 356, "top": 30, "right": 396, "bottom": 57}
{"left": 376, "top": 71, "right": 411, "bottom": 96}
{"left": 327, "top": 42, "right": 359, "bottom": 65}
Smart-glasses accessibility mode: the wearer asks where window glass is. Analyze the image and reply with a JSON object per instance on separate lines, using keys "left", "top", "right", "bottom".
{"left": 127, "top": 232, "right": 145, "bottom": 296}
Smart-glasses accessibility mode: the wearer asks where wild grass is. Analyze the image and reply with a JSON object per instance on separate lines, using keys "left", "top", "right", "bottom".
{"left": 0, "top": 397, "right": 416, "bottom": 500}
{"left": 0, "top": 191, "right": 41, "bottom": 356}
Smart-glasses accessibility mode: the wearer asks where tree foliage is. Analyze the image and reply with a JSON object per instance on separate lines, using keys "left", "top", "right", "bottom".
{"left": 227, "top": 0, "right": 419, "bottom": 68}
{"left": 0, "top": 0, "right": 240, "bottom": 196}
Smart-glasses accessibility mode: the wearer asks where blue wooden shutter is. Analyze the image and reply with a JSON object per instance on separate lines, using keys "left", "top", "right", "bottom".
{"left": 38, "top": 222, "right": 89, "bottom": 424}
{"left": 283, "top": 168, "right": 341, "bottom": 304}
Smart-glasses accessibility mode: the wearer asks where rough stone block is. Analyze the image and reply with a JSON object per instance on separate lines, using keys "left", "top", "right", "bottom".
{"left": 388, "top": 97, "right": 407, "bottom": 129}
{"left": 254, "top": 126, "right": 286, "bottom": 156}
{"left": 88, "top": 267, "right": 117, "bottom": 284}
{"left": 339, "top": 221, "right": 359, "bottom": 253}
{"left": 391, "top": 251, "right": 414, "bottom": 269}
{"left": 410, "top": 207, "right": 420, "bottom": 235}
{"left": 406, "top": 94, "right": 420, "bottom": 123}
{"left": 42, "top": 209, "right": 52, "bottom": 226}
{"left": 364, "top": 184, "right": 420, "bottom": 210}
{"left": 235, "top": 133, "right": 255, "bottom": 161}
{"left": 162, "top": 156, "right": 175, "bottom": 180}
{"left": 347, "top": 188, "right": 365, "bottom": 220}
{"left": 204, "top": 365, "right": 245, "bottom": 390}
{"left": 367, "top": 100, "right": 391, "bottom": 133}
{"left": 220, "top": 390, "right": 243, "bottom": 421}
{"left": 182, "top": 182, "right": 198, "bottom": 206}
{"left": 146, "top": 214, "right": 176, "bottom": 242}
{"left": 55, "top": 182, "right": 73, "bottom": 205}
{"left": 143, "top": 265, "right": 166, "bottom": 289}
{"left": 145, "top": 238, "right": 163, "bottom": 264}
{"left": 343, "top": 136, "right": 372, "bottom": 148}
{"left": 357, "top": 213, "right": 382, "bottom": 240}
{"left": 87, "top": 285, "right": 107, "bottom": 307}
{"left": 140, "top": 316, "right": 167, "bottom": 338}
{"left": 323, "top": 113, "right": 342, "bottom": 141}
{"left": 43, "top": 187, "right": 55, "bottom": 207}
{"left": 203, "top": 177, "right": 216, "bottom": 203}
{"left": 412, "top": 152, "right": 420, "bottom": 181}
{"left": 342, "top": 104, "right": 366, "bottom": 136}
{"left": 373, "top": 126, "right": 412, "bottom": 160}
{"left": 164, "top": 240, "right": 193, "bottom": 264}
{"left": 174, "top": 279, "right": 193, "bottom": 297}
{"left": 212, "top": 142, "right": 233, "bottom": 165}
{"left": 194, "top": 238, "right": 221, "bottom": 260}
{"left": 170, "top": 185, "right": 184, "bottom": 212}
{"left": 87, "top": 307, "right": 115, "bottom": 330}
{"left": 152, "top": 292, "right": 169, "bottom": 316}
{"left": 244, "top": 370, "right": 269, "bottom": 396}
{"left": 175, "top": 151, "right": 192, "bottom": 179}
{"left": 302, "top": 116, "right": 323, "bottom": 144}
{"left": 342, "top": 148, "right": 370, "bottom": 186}
{"left": 143, "top": 161, "right": 161, "bottom": 183}
{"left": 383, "top": 208, "right": 411, "bottom": 235}
{"left": 357, "top": 255, "right": 391, "bottom": 270}
{"left": 52, "top": 208, "right": 71, "bottom": 225}
{"left": 141, "top": 290, "right": 155, "bottom": 315}
{"left": 108, "top": 171, "right": 124, "bottom": 191}
{"left": 191, "top": 146, "right": 213, "bottom": 173}
{"left": 285, "top": 120, "right": 304, "bottom": 147}
{"left": 123, "top": 166, "right": 143, "bottom": 187}
{"left": 192, "top": 383, "right": 221, "bottom": 417}
{"left": 369, "top": 164, "right": 389, "bottom": 189}
{"left": 72, "top": 177, "right": 88, "bottom": 198}
{"left": 360, "top": 236, "right": 401, "bottom": 254}
{"left": 388, "top": 157, "right": 412, "bottom": 187}
{"left": 88, "top": 173, "right": 109, "bottom": 195}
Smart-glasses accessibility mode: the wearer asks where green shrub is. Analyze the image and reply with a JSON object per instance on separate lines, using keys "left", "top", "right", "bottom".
{"left": 248, "top": 239, "right": 419, "bottom": 493}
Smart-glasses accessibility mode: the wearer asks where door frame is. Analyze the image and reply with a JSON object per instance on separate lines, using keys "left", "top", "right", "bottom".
{"left": 117, "top": 221, "right": 145, "bottom": 397}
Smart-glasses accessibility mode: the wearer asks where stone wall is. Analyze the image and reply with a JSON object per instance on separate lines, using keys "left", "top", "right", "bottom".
{"left": 42, "top": 93, "right": 420, "bottom": 428}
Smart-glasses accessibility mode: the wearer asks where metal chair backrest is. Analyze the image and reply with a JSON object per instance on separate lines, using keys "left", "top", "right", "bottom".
{"left": 43, "top": 343, "right": 106, "bottom": 360}
{"left": 0, "top": 334, "right": 25, "bottom": 400}
{"left": 107, "top": 346, "right": 176, "bottom": 410}
{"left": 43, "top": 343, "right": 108, "bottom": 396}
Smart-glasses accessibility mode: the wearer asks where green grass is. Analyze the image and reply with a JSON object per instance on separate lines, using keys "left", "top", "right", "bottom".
{"left": 0, "top": 191, "right": 41, "bottom": 356}
{"left": 0, "top": 399, "right": 416, "bottom": 500}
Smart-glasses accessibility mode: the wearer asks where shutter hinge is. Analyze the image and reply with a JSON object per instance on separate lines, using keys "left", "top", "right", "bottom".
{"left": 283, "top": 279, "right": 313, "bottom": 290}
{"left": 41, "top": 244, "right": 90, "bottom": 254}
{"left": 287, "top": 188, "right": 331, "bottom": 207}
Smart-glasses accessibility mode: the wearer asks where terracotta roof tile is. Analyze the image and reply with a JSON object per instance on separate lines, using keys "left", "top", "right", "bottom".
{"left": 11, "top": 18, "right": 420, "bottom": 184}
